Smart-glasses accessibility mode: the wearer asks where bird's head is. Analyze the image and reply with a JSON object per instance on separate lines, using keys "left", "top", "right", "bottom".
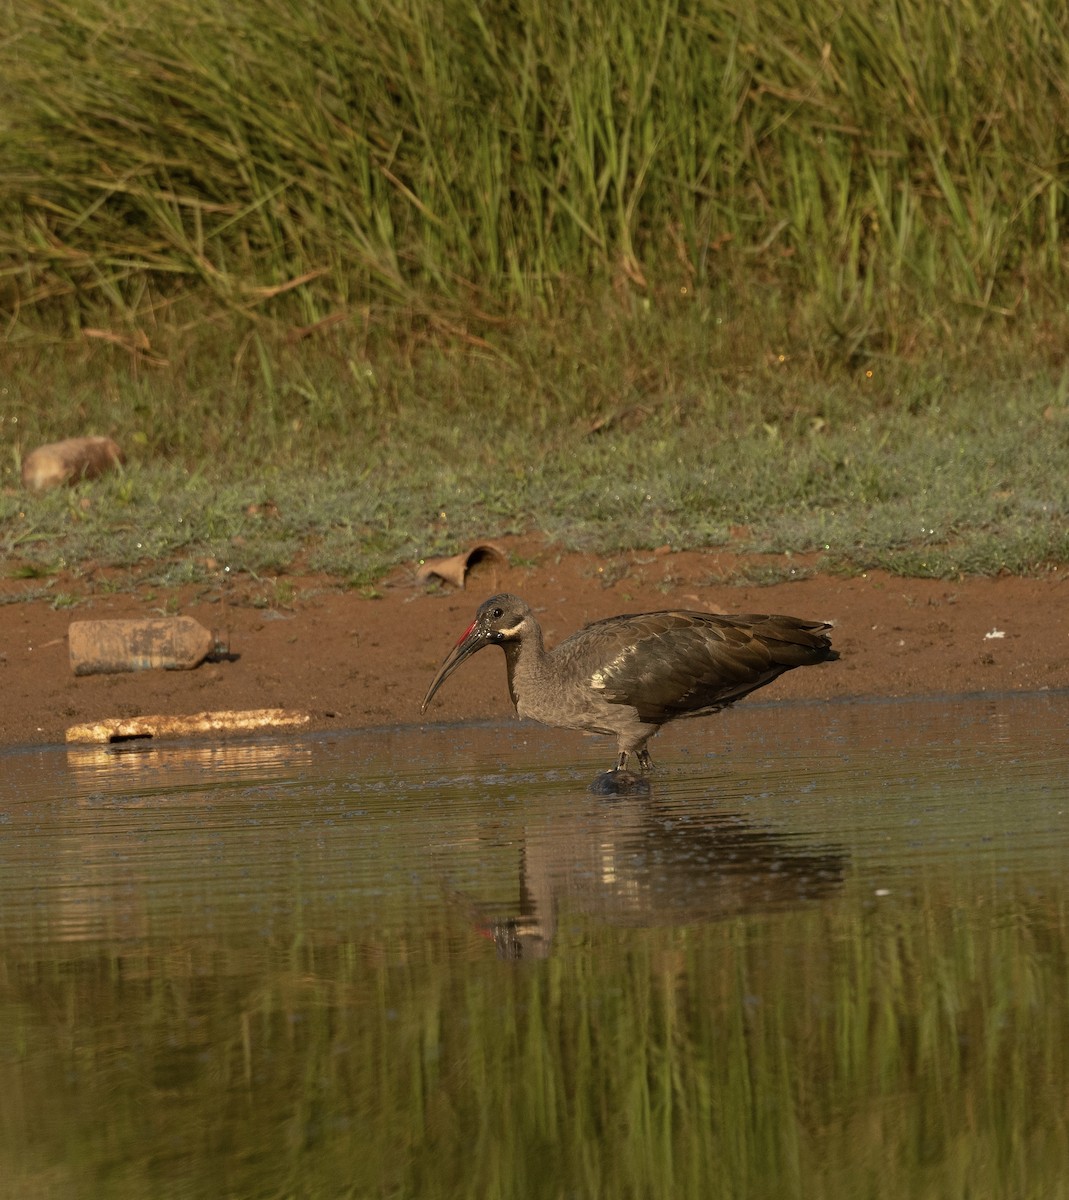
{"left": 421, "top": 594, "right": 532, "bottom": 713}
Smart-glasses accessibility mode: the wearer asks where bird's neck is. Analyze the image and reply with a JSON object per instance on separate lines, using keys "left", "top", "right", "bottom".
{"left": 502, "top": 626, "right": 546, "bottom": 709}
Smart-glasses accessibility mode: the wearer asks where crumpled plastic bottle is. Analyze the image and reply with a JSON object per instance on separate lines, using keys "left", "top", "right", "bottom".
{"left": 68, "top": 616, "right": 229, "bottom": 676}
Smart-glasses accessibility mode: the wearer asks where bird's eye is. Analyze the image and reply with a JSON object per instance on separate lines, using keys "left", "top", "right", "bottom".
{"left": 491, "top": 607, "right": 504, "bottom": 620}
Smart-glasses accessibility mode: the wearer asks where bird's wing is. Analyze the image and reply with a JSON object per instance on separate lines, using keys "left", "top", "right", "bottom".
{"left": 559, "top": 612, "right": 832, "bottom": 723}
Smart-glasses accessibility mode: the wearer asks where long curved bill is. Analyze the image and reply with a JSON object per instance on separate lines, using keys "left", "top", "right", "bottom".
{"left": 420, "top": 619, "right": 488, "bottom": 713}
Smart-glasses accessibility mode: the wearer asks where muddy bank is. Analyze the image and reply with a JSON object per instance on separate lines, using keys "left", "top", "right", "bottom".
{"left": 2, "top": 538, "right": 1067, "bottom": 748}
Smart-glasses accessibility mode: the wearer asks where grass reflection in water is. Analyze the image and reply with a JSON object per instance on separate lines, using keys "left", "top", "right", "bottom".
{"left": 2, "top": 700, "right": 1068, "bottom": 1198}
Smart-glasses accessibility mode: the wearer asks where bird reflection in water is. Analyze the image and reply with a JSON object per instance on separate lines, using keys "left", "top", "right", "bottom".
{"left": 451, "top": 786, "right": 847, "bottom": 960}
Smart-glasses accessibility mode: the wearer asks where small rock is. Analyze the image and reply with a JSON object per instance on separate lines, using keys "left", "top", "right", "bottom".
{"left": 589, "top": 769, "right": 651, "bottom": 797}
{"left": 21, "top": 436, "right": 124, "bottom": 492}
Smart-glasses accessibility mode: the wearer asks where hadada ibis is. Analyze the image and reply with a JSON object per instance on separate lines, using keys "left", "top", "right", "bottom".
{"left": 421, "top": 593, "right": 838, "bottom": 771}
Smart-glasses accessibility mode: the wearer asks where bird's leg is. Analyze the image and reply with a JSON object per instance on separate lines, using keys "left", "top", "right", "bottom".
{"left": 614, "top": 748, "right": 654, "bottom": 773}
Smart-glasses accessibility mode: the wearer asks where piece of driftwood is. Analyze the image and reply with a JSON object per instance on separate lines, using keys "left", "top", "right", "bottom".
{"left": 416, "top": 541, "right": 506, "bottom": 589}
{"left": 65, "top": 708, "right": 310, "bottom": 744}
{"left": 21, "top": 436, "right": 124, "bottom": 492}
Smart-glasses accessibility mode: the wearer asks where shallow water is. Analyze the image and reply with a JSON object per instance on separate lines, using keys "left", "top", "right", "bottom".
{"left": 3, "top": 692, "right": 1068, "bottom": 1198}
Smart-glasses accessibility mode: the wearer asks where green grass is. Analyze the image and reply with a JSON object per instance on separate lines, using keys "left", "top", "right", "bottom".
{"left": 3, "top": 0, "right": 1067, "bottom": 334}
{"left": 2, "top": 338, "right": 1067, "bottom": 589}
{"left": 2, "top": 0, "right": 1069, "bottom": 589}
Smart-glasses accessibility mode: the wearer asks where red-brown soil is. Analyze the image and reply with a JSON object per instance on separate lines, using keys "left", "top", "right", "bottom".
{"left": 2, "top": 536, "right": 1067, "bottom": 748}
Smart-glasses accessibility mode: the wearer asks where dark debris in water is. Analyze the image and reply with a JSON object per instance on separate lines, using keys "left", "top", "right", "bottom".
{"left": 589, "top": 769, "right": 651, "bottom": 797}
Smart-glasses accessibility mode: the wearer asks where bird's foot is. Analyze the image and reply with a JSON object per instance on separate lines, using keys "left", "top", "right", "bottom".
{"left": 615, "top": 750, "right": 655, "bottom": 773}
